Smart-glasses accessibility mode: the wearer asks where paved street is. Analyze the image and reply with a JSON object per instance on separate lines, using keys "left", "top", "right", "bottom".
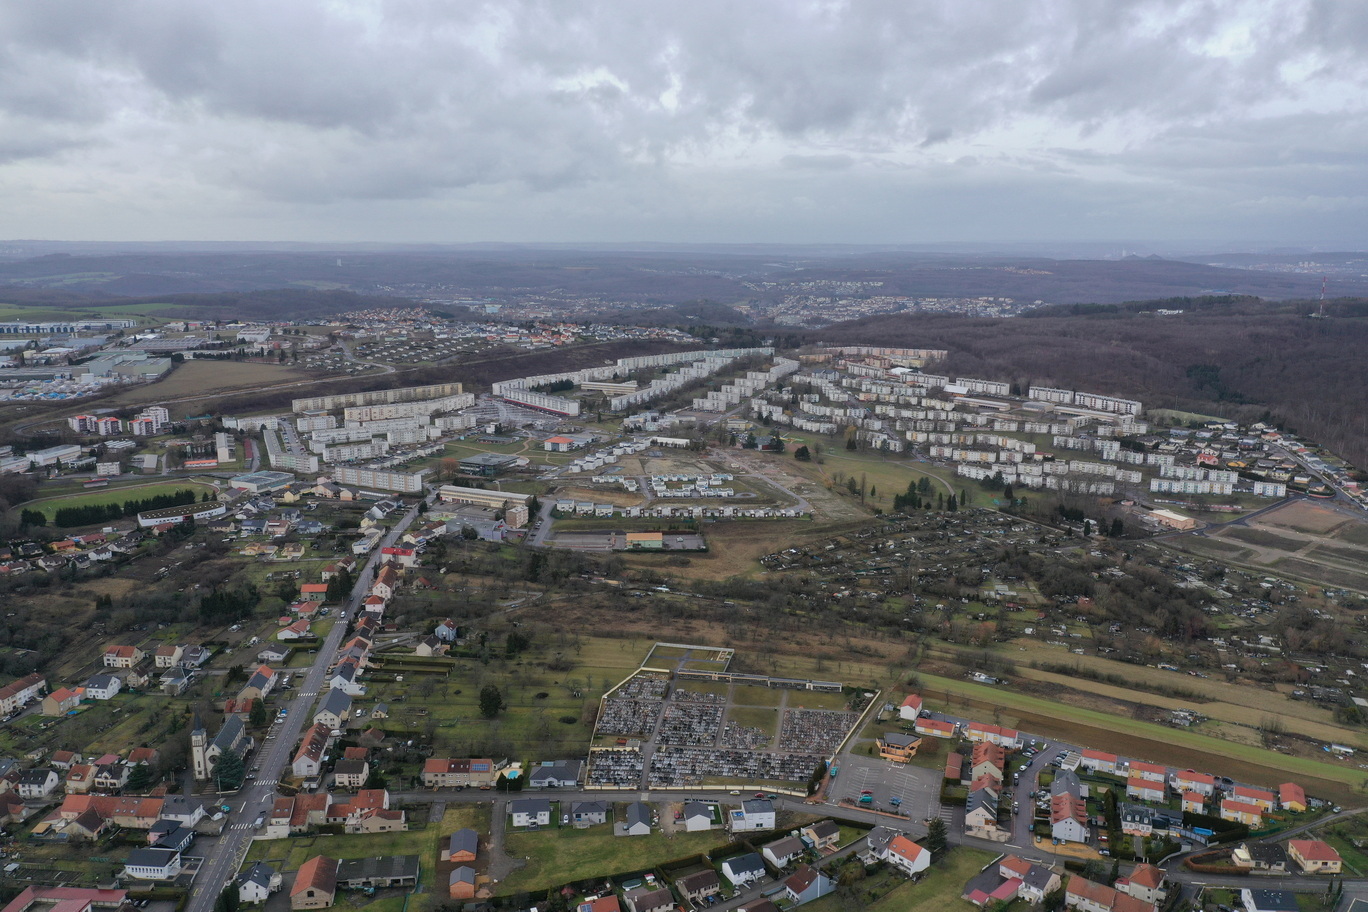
{"left": 183, "top": 499, "right": 426, "bottom": 912}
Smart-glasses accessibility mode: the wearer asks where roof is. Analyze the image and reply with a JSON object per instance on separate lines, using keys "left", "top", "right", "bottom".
{"left": 449, "top": 866, "right": 476, "bottom": 886}
{"left": 1280, "top": 782, "right": 1306, "bottom": 803}
{"left": 1234, "top": 785, "right": 1277, "bottom": 802}
{"left": 887, "top": 835, "right": 927, "bottom": 865}
{"left": 509, "top": 798, "right": 551, "bottom": 815}
{"left": 724, "top": 852, "right": 765, "bottom": 875}
{"left": 317, "top": 689, "right": 352, "bottom": 716}
{"left": 1289, "top": 839, "right": 1341, "bottom": 863}
{"left": 125, "top": 848, "right": 180, "bottom": 868}
{"left": 742, "top": 798, "right": 773, "bottom": 815}
{"left": 1127, "top": 864, "right": 1164, "bottom": 889}
{"left": 291, "top": 856, "right": 338, "bottom": 897}
{"left": 1223, "top": 799, "right": 1263, "bottom": 816}
{"left": 677, "top": 869, "right": 720, "bottom": 892}
{"left": 624, "top": 802, "right": 652, "bottom": 827}
{"left": 900, "top": 694, "right": 922, "bottom": 709}
{"left": 783, "top": 865, "right": 822, "bottom": 895}
{"left": 1245, "top": 890, "right": 1299, "bottom": 912}
{"left": 448, "top": 828, "right": 479, "bottom": 856}
{"left": 765, "top": 835, "right": 804, "bottom": 858}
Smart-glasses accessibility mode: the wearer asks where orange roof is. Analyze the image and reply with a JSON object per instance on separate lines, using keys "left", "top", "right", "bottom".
{"left": 887, "top": 835, "right": 927, "bottom": 865}
{"left": 291, "top": 856, "right": 338, "bottom": 898}
{"left": 1289, "top": 839, "right": 1341, "bottom": 862}
{"left": 1222, "top": 799, "right": 1262, "bottom": 816}
{"left": 1127, "top": 864, "right": 1164, "bottom": 889}
{"left": 1175, "top": 770, "right": 1214, "bottom": 785}
{"left": 1233, "top": 785, "right": 1275, "bottom": 803}
{"left": 1082, "top": 748, "right": 1117, "bottom": 762}
{"left": 1280, "top": 782, "right": 1306, "bottom": 804}
{"left": 901, "top": 694, "right": 922, "bottom": 709}
{"left": 1129, "top": 761, "right": 1166, "bottom": 776}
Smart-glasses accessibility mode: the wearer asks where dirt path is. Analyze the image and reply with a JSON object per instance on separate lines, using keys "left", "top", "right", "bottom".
{"left": 485, "top": 797, "right": 526, "bottom": 882}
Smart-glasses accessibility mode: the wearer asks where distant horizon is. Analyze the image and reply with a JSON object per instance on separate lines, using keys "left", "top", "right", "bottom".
{"left": 2, "top": 239, "right": 1366, "bottom": 260}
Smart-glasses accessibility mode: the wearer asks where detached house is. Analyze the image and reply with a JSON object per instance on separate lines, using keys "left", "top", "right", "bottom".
{"left": 1287, "top": 840, "right": 1342, "bottom": 874}
{"left": 509, "top": 798, "right": 552, "bottom": 828}
{"left": 899, "top": 694, "right": 923, "bottom": 721}
{"left": 42, "top": 688, "right": 80, "bottom": 716}
{"left": 103, "top": 646, "right": 144, "bottom": 669}
{"left": 884, "top": 835, "right": 931, "bottom": 877}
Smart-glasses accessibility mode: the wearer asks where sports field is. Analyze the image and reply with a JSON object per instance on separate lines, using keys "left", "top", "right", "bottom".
{"left": 21, "top": 479, "right": 219, "bottom": 523}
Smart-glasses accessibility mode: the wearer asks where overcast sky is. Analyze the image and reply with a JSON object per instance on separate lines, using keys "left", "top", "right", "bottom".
{"left": 1, "top": 1, "right": 1364, "bottom": 247}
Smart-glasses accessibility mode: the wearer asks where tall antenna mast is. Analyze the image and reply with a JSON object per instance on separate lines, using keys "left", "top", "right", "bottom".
{"left": 1320, "top": 276, "right": 1327, "bottom": 318}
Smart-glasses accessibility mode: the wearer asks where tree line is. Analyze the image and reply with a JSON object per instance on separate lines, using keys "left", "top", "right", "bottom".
{"left": 51, "top": 488, "right": 204, "bottom": 527}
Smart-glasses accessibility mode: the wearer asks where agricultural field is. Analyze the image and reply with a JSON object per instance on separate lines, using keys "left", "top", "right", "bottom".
{"left": 1167, "top": 499, "right": 1368, "bottom": 592}
{"left": 100, "top": 360, "right": 317, "bottom": 410}
{"left": 915, "top": 672, "right": 1366, "bottom": 803}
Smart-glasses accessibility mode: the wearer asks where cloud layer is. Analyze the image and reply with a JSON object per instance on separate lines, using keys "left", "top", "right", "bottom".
{"left": 0, "top": 0, "right": 1363, "bottom": 245}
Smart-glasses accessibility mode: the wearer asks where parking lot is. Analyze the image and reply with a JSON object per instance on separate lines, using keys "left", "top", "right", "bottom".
{"left": 832, "top": 751, "right": 943, "bottom": 820}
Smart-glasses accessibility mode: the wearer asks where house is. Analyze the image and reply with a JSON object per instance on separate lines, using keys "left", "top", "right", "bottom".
{"left": 801, "top": 820, "right": 840, "bottom": 852}
{"left": 1066, "top": 875, "right": 1157, "bottom": 912}
{"left": 290, "top": 856, "right": 338, "bottom": 910}
{"left": 677, "top": 869, "right": 722, "bottom": 905}
{"left": 1182, "top": 791, "right": 1206, "bottom": 814}
{"left": 278, "top": 619, "right": 312, "bottom": 641}
{"left": 421, "top": 758, "right": 496, "bottom": 789}
{"left": 83, "top": 675, "right": 121, "bottom": 701}
{"left": 721, "top": 852, "right": 767, "bottom": 888}
{"left": 18, "top": 768, "right": 60, "bottom": 798}
{"left": 1287, "top": 840, "right": 1342, "bottom": 874}
{"left": 42, "top": 688, "right": 80, "bottom": 716}
{"left": 123, "top": 848, "right": 182, "bottom": 881}
{"left": 623, "top": 886, "right": 674, "bottom": 912}
{"left": 93, "top": 762, "right": 129, "bottom": 791}
{"left": 237, "top": 862, "right": 281, "bottom": 905}
{"left": 103, "top": 645, "right": 144, "bottom": 669}
{"left": 971, "top": 742, "right": 1005, "bottom": 781}
{"left": 878, "top": 732, "right": 921, "bottom": 763}
{"left": 160, "top": 666, "right": 194, "bottom": 696}
{"left": 1052, "top": 794, "right": 1090, "bottom": 843}
{"left": 441, "top": 828, "right": 479, "bottom": 863}
{"left": 965, "top": 785, "right": 1000, "bottom": 838}
{"left": 1172, "top": 770, "right": 1215, "bottom": 796}
{"left": 64, "top": 764, "right": 96, "bottom": 794}
{"left": 327, "top": 663, "right": 365, "bottom": 696}
{"left": 258, "top": 644, "right": 293, "bottom": 665}
{"left": 782, "top": 865, "right": 833, "bottom": 906}
{"left": 570, "top": 801, "right": 608, "bottom": 828}
{"left": 509, "top": 798, "right": 552, "bottom": 828}
{"left": 1116, "top": 864, "right": 1166, "bottom": 905}
{"left": 885, "top": 835, "right": 931, "bottom": 877}
{"left": 1233, "top": 786, "right": 1276, "bottom": 812}
{"left": 433, "top": 619, "right": 460, "bottom": 642}
{"left": 152, "top": 823, "right": 196, "bottom": 853}
{"left": 527, "top": 760, "right": 583, "bottom": 789}
{"left": 238, "top": 665, "right": 278, "bottom": 701}
{"left": 966, "top": 722, "right": 1022, "bottom": 749}
{"left": 1239, "top": 889, "right": 1299, "bottom": 912}
{"left": 999, "top": 856, "right": 1061, "bottom": 904}
{"left": 49, "top": 750, "right": 81, "bottom": 770}
{"left": 181, "top": 645, "right": 211, "bottom": 667}
{"left": 899, "top": 694, "right": 923, "bottom": 721}
{"left": 914, "top": 717, "right": 956, "bottom": 738}
{"left": 293, "top": 725, "right": 332, "bottom": 779}
{"left": 448, "top": 866, "right": 477, "bottom": 900}
{"left": 1080, "top": 749, "right": 1119, "bottom": 775}
{"left": 160, "top": 795, "right": 205, "bottom": 827}
{"left": 1120, "top": 804, "right": 1153, "bottom": 838}
{"left": 332, "top": 759, "right": 369, "bottom": 789}
{"left": 622, "top": 801, "right": 652, "bottom": 836}
{"left": 1128, "top": 760, "right": 1166, "bottom": 782}
{"left": 153, "top": 645, "right": 184, "bottom": 668}
{"left": 0, "top": 675, "right": 44, "bottom": 711}
{"left": 1279, "top": 782, "right": 1306, "bottom": 813}
{"left": 1221, "top": 799, "right": 1264, "bottom": 826}
{"left": 678, "top": 801, "right": 712, "bottom": 832}
{"left": 762, "top": 835, "right": 806, "bottom": 868}
{"left": 731, "top": 798, "right": 775, "bottom": 832}
{"left": 1126, "top": 773, "right": 1165, "bottom": 803}
{"left": 413, "top": 636, "right": 445, "bottom": 657}
{"left": 314, "top": 690, "right": 352, "bottom": 731}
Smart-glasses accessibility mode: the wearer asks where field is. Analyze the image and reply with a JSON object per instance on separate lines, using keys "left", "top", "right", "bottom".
{"left": 1168, "top": 500, "right": 1368, "bottom": 592}
{"left": 804, "top": 846, "right": 995, "bottom": 912}
{"left": 100, "top": 360, "right": 316, "bottom": 409}
{"left": 20, "top": 479, "right": 220, "bottom": 523}
{"left": 500, "top": 822, "right": 727, "bottom": 893}
{"left": 916, "top": 672, "right": 1367, "bottom": 802}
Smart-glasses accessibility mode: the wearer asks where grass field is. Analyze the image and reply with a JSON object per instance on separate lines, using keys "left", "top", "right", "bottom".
{"left": 917, "top": 673, "right": 1367, "bottom": 801}
{"left": 21, "top": 479, "right": 220, "bottom": 523}
{"left": 804, "top": 846, "right": 995, "bottom": 912}
{"left": 500, "top": 823, "right": 727, "bottom": 893}
{"left": 727, "top": 705, "right": 780, "bottom": 737}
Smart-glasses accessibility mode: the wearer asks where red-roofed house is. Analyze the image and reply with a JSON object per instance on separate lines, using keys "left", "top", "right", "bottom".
{"left": 966, "top": 722, "right": 1022, "bottom": 749}
{"left": 1116, "top": 864, "right": 1166, "bottom": 905}
{"left": 1172, "top": 770, "right": 1215, "bottom": 796}
{"left": 1181, "top": 792, "right": 1206, "bottom": 814}
{"left": 899, "top": 695, "right": 923, "bottom": 721}
{"left": 1220, "top": 799, "right": 1263, "bottom": 826}
{"left": 1126, "top": 773, "right": 1164, "bottom": 803}
{"left": 1288, "top": 840, "right": 1342, "bottom": 874}
{"left": 915, "top": 718, "right": 956, "bottom": 739}
{"left": 103, "top": 646, "right": 144, "bottom": 669}
{"left": 379, "top": 547, "right": 416, "bottom": 568}
{"left": 290, "top": 856, "right": 338, "bottom": 910}
{"left": 42, "top": 688, "right": 80, "bottom": 716}
{"left": 1232, "top": 785, "right": 1276, "bottom": 812}
{"left": 1127, "top": 761, "right": 1166, "bottom": 782}
{"left": 1279, "top": 782, "right": 1307, "bottom": 813}
{"left": 884, "top": 835, "right": 931, "bottom": 877}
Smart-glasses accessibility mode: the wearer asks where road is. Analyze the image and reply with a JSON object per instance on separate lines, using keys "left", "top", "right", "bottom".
{"left": 183, "top": 499, "right": 427, "bottom": 912}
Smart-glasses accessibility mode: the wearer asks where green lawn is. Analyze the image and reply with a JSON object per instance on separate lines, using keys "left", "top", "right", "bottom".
{"left": 732, "top": 685, "right": 785, "bottom": 707}
{"left": 500, "top": 824, "right": 728, "bottom": 893}
{"left": 727, "top": 706, "right": 780, "bottom": 737}
{"left": 804, "top": 846, "right": 996, "bottom": 912}
{"left": 22, "top": 480, "right": 220, "bottom": 524}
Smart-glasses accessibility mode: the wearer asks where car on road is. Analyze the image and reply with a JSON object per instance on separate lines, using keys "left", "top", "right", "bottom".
{"left": 254, "top": 816, "right": 264, "bottom": 827}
